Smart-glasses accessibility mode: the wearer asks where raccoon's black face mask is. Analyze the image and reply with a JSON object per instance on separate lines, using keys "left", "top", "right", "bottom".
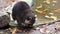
{"left": 22, "top": 9, "right": 36, "bottom": 27}
{"left": 23, "top": 16, "right": 35, "bottom": 28}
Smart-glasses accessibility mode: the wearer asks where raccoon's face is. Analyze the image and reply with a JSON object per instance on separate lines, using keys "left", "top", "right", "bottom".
{"left": 23, "top": 9, "right": 36, "bottom": 27}
{"left": 24, "top": 15, "right": 35, "bottom": 27}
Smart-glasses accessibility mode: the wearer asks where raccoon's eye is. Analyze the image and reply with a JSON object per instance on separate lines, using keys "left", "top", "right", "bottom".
{"left": 26, "top": 17, "right": 31, "bottom": 20}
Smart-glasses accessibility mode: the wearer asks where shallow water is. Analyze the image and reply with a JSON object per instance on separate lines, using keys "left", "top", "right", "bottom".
{"left": 33, "top": 0, "right": 60, "bottom": 23}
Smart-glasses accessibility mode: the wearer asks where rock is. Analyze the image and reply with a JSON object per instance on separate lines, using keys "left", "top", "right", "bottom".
{"left": 0, "top": 12, "right": 10, "bottom": 28}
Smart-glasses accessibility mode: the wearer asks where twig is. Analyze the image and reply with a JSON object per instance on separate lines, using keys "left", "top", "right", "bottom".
{"left": 34, "top": 19, "right": 60, "bottom": 27}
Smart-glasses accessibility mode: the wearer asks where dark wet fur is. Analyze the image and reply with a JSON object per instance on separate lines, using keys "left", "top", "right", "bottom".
{"left": 12, "top": 1, "right": 35, "bottom": 31}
